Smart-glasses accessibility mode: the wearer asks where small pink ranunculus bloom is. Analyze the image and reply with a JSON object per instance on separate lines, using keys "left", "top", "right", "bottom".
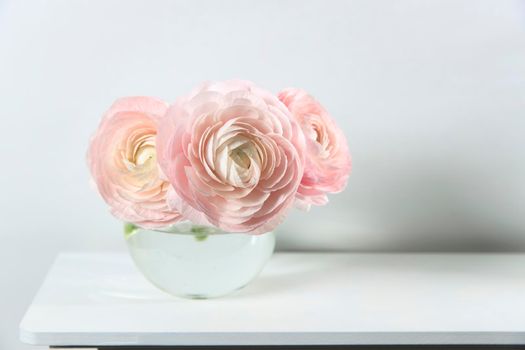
{"left": 87, "top": 96, "right": 183, "bottom": 228}
{"left": 278, "top": 88, "right": 351, "bottom": 209}
{"left": 157, "top": 80, "right": 306, "bottom": 234}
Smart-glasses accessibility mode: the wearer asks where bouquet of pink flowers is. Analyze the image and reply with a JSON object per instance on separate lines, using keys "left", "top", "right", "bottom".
{"left": 88, "top": 80, "right": 351, "bottom": 234}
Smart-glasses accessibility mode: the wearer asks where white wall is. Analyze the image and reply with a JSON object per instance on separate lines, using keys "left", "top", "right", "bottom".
{"left": 1, "top": 1, "right": 524, "bottom": 349}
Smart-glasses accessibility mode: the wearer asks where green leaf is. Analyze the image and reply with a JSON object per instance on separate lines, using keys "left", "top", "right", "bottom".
{"left": 193, "top": 232, "right": 209, "bottom": 241}
{"left": 124, "top": 222, "right": 139, "bottom": 239}
{"left": 191, "top": 226, "right": 209, "bottom": 241}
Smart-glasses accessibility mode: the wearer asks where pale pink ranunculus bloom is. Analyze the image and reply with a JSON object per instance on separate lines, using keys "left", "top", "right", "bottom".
{"left": 87, "top": 96, "right": 183, "bottom": 228}
{"left": 157, "top": 80, "right": 306, "bottom": 234}
{"left": 278, "top": 88, "right": 351, "bottom": 209}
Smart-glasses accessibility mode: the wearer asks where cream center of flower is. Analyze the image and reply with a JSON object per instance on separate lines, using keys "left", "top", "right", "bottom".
{"left": 229, "top": 147, "right": 251, "bottom": 169}
{"left": 305, "top": 116, "right": 330, "bottom": 159}
{"left": 312, "top": 125, "right": 323, "bottom": 143}
{"left": 213, "top": 136, "right": 262, "bottom": 188}
{"left": 135, "top": 145, "right": 156, "bottom": 166}
{"left": 128, "top": 135, "right": 157, "bottom": 168}
{"left": 121, "top": 133, "right": 161, "bottom": 186}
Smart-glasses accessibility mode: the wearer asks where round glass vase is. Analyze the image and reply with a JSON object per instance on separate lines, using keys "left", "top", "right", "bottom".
{"left": 124, "top": 221, "right": 275, "bottom": 299}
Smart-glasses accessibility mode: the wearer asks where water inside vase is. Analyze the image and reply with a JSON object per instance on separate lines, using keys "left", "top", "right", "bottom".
{"left": 125, "top": 225, "right": 275, "bottom": 298}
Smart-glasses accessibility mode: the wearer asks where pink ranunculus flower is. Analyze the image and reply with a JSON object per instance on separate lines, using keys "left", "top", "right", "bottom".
{"left": 87, "top": 96, "right": 183, "bottom": 228}
{"left": 157, "top": 80, "right": 306, "bottom": 234}
{"left": 278, "top": 88, "right": 351, "bottom": 209}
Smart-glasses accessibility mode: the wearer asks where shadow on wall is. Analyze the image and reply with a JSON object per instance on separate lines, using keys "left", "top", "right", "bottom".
{"left": 277, "top": 153, "right": 525, "bottom": 252}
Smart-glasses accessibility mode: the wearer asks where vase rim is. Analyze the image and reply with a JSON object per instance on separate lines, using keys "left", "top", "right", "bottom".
{"left": 125, "top": 221, "right": 272, "bottom": 237}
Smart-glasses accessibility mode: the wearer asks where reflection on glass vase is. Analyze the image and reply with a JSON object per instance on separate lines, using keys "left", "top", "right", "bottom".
{"left": 125, "top": 221, "right": 275, "bottom": 299}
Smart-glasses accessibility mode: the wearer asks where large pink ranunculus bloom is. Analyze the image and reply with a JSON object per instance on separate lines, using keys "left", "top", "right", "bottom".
{"left": 157, "top": 80, "right": 305, "bottom": 234}
{"left": 278, "top": 88, "right": 351, "bottom": 209}
{"left": 87, "top": 96, "right": 183, "bottom": 228}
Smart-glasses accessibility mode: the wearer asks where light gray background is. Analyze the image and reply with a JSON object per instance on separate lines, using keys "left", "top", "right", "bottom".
{"left": 1, "top": 0, "right": 524, "bottom": 349}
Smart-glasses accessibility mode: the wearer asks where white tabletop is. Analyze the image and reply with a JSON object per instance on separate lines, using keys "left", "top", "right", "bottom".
{"left": 20, "top": 252, "right": 525, "bottom": 346}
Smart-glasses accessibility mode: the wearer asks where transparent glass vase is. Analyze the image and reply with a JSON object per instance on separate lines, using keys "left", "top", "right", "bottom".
{"left": 124, "top": 221, "right": 275, "bottom": 299}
